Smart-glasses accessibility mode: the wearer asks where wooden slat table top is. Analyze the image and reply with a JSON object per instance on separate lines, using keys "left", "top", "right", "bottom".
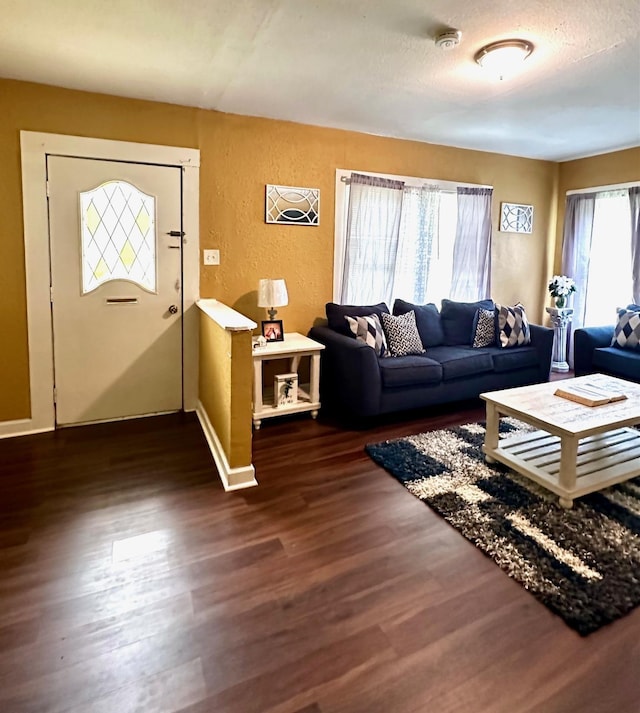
{"left": 481, "top": 374, "right": 640, "bottom": 438}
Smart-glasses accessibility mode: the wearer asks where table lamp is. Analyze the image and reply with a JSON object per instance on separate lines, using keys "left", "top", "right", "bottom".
{"left": 257, "top": 278, "right": 288, "bottom": 321}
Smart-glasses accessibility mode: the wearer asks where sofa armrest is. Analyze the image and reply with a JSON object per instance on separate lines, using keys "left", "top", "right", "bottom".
{"left": 574, "top": 325, "right": 614, "bottom": 376}
{"left": 529, "top": 323, "right": 554, "bottom": 382}
{"left": 308, "top": 325, "right": 381, "bottom": 417}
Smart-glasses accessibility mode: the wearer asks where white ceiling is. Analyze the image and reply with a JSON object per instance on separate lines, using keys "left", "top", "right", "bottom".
{"left": 2, "top": 0, "right": 639, "bottom": 161}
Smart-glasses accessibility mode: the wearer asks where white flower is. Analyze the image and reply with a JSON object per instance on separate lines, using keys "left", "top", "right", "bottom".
{"left": 548, "top": 274, "right": 576, "bottom": 298}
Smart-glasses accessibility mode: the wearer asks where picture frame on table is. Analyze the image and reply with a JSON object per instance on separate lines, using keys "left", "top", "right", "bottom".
{"left": 261, "top": 319, "right": 284, "bottom": 342}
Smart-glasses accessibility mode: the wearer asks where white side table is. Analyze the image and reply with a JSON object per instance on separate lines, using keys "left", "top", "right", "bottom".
{"left": 546, "top": 307, "right": 573, "bottom": 373}
{"left": 252, "top": 332, "right": 325, "bottom": 429}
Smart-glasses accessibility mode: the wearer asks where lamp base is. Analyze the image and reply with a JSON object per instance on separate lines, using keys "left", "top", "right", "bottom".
{"left": 267, "top": 308, "right": 278, "bottom": 321}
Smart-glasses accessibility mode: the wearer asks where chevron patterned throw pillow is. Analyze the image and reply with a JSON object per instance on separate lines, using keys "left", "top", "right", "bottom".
{"left": 472, "top": 308, "right": 497, "bottom": 348}
{"left": 380, "top": 311, "right": 425, "bottom": 357}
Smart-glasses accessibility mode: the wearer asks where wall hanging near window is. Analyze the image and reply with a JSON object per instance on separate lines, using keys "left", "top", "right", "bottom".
{"left": 500, "top": 202, "right": 533, "bottom": 234}
{"left": 266, "top": 184, "right": 319, "bottom": 225}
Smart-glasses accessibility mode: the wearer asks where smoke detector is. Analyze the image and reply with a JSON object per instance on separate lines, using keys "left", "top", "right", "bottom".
{"left": 435, "top": 29, "right": 462, "bottom": 50}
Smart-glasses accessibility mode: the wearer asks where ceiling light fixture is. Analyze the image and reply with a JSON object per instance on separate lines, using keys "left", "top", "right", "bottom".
{"left": 474, "top": 39, "right": 533, "bottom": 80}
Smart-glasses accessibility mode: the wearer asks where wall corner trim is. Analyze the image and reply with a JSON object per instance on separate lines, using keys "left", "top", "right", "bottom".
{"left": 195, "top": 401, "right": 258, "bottom": 491}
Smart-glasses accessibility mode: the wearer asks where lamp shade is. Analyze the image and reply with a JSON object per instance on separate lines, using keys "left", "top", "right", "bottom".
{"left": 257, "top": 278, "right": 288, "bottom": 308}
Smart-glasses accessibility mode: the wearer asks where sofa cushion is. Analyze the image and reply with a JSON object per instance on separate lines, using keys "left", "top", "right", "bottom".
{"left": 481, "top": 345, "right": 540, "bottom": 373}
{"left": 440, "top": 299, "right": 495, "bottom": 346}
{"left": 611, "top": 308, "right": 640, "bottom": 351}
{"left": 471, "top": 308, "right": 497, "bottom": 348}
{"left": 393, "top": 299, "right": 445, "bottom": 347}
{"left": 496, "top": 303, "right": 531, "bottom": 348}
{"left": 592, "top": 346, "right": 640, "bottom": 382}
{"left": 345, "top": 313, "right": 388, "bottom": 357}
{"left": 379, "top": 355, "right": 443, "bottom": 388}
{"left": 326, "top": 302, "right": 389, "bottom": 336}
{"left": 381, "top": 311, "right": 425, "bottom": 357}
{"left": 426, "top": 346, "right": 494, "bottom": 381}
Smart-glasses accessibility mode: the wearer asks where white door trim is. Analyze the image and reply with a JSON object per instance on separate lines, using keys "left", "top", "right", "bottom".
{"left": 12, "top": 131, "right": 200, "bottom": 437}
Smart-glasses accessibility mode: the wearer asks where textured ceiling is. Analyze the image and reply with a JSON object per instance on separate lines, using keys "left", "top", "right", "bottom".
{"left": 2, "top": 0, "right": 639, "bottom": 161}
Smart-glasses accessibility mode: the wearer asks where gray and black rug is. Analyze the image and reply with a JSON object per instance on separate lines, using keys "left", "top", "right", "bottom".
{"left": 365, "top": 419, "right": 640, "bottom": 636}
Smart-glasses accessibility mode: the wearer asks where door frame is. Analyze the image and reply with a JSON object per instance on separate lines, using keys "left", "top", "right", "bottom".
{"left": 17, "top": 131, "right": 200, "bottom": 435}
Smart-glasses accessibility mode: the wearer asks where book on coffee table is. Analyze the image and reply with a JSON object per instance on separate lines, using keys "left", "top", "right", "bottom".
{"left": 554, "top": 382, "right": 628, "bottom": 407}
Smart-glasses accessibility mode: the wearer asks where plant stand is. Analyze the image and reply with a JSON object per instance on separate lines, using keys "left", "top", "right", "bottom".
{"left": 546, "top": 307, "right": 573, "bottom": 372}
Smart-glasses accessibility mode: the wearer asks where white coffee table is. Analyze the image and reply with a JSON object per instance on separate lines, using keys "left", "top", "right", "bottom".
{"left": 480, "top": 374, "right": 640, "bottom": 508}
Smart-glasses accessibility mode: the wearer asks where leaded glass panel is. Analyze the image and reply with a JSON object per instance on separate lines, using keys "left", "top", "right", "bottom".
{"left": 80, "top": 181, "right": 156, "bottom": 294}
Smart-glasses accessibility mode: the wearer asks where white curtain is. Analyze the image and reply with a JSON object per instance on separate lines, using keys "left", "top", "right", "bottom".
{"left": 583, "top": 190, "right": 633, "bottom": 325}
{"left": 340, "top": 176, "right": 492, "bottom": 307}
{"left": 340, "top": 173, "right": 405, "bottom": 305}
{"left": 394, "top": 185, "right": 441, "bottom": 303}
{"left": 450, "top": 187, "right": 493, "bottom": 301}
{"left": 561, "top": 192, "right": 596, "bottom": 365}
{"left": 630, "top": 186, "right": 640, "bottom": 305}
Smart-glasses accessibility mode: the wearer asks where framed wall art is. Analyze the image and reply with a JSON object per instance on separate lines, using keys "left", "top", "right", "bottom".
{"left": 266, "top": 184, "right": 319, "bottom": 225}
{"left": 500, "top": 202, "right": 533, "bottom": 234}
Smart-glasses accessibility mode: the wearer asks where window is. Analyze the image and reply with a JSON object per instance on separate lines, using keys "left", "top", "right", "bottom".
{"left": 393, "top": 188, "right": 458, "bottom": 305}
{"left": 584, "top": 190, "right": 633, "bottom": 325}
{"left": 80, "top": 180, "right": 156, "bottom": 294}
{"left": 334, "top": 170, "right": 492, "bottom": 307}
{"left": 563, "top": 184, "right": 638, "bottom": 336}
{"left": 561, "top": 183, "right": 639, "bottom": 367}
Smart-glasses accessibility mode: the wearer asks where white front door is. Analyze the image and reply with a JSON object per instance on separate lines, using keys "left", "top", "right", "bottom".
{"left": 48, "top": 156, "right": 183, "bottom": 426}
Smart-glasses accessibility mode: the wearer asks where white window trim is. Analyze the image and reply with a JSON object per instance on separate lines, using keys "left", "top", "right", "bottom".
{"left": 1, "top": 132, "right": 200, "bottom": 439}
{"left": 333, "top": 168, "right": 492, "bottom": 302}
{"left": 567, "top": 181, "right": 640, "bottom": 195}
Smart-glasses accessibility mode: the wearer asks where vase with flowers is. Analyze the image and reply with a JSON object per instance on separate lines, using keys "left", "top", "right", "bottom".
{"left": 548, "top": 274, "right": 576, "bottom": 309}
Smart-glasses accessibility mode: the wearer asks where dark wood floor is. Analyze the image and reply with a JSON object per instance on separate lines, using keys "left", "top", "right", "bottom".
{"left": 0, "top": 398, "right": 638, "bottom": 713}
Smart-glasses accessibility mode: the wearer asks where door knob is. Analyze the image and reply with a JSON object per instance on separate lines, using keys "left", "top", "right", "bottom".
{"left": 168, "top": 304, "right": 179, "bottom": 315}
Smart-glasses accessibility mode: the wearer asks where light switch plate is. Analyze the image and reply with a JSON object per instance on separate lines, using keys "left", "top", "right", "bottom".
{"left": 203, "top": 249, "right": 220, "bottom": 266}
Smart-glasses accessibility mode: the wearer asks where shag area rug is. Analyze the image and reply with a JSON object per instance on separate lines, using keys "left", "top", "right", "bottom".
{"left": 366, "top": 419, "right": 640, "bottom": 636}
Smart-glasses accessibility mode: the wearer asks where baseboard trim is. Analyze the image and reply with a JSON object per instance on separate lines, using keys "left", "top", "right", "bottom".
{"left": 195, "top": 401, "right": 257, "bottom": 491}
{"left": 0, "top": 418, "right": 54, "bottom": 440}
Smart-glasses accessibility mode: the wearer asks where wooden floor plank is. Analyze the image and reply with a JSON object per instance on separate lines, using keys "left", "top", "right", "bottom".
{"left": 63, "top": 658, "right": 207, "bottom": 713}
{"left": 0, "top": 404, "right": 638, "bottom": 713}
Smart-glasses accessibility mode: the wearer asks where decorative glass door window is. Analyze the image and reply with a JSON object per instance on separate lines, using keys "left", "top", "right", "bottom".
{"left": 80, "top": 180, "right": 156, "bottom": 294}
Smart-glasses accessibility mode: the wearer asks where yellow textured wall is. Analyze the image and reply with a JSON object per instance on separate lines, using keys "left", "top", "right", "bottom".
{"left": 1, "top": 76, "right": 565, "bottom": 421}
{"left": 229, "top": 330, "right": 253, "bottom": 470}
{"left": 554, "top": 147, "right": 640, "bottom": 271}
{"left": 198, "top": 313, "right": 252, "bottom": 470}
{"left": 199, "top": 315, "right": 232, "bottom": 459}
{"left": 199, "top": 111, "right": 558, "bottom": 332}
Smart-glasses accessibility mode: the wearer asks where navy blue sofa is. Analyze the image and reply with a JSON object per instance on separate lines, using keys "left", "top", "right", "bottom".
{"left": 309, "top": 299, "right": 554, "bottom": 420}
{"left": 574, "top": 304, "right": 640, "bottom": 383}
